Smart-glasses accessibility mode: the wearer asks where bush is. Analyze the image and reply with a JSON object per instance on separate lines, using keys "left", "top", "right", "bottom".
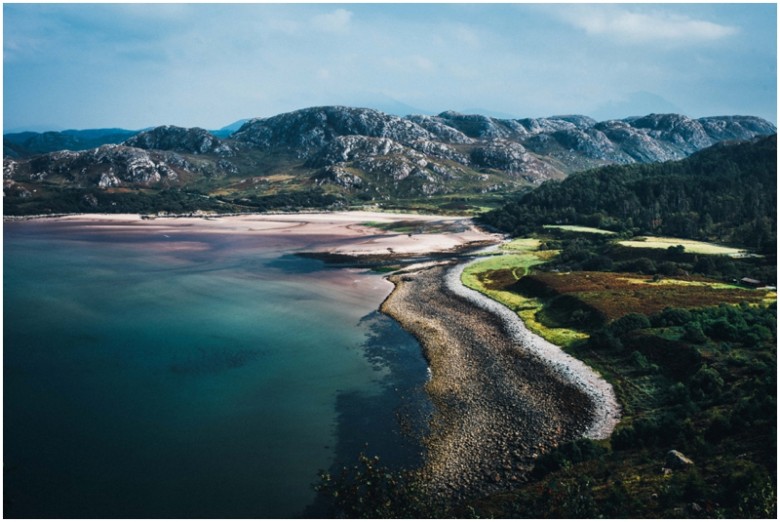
{"left": 314, "top": 453, "right": 442, "bottom": 518}
{"left": 683, "top": 322, "right": 707, "bottom": 344}
{"left": 588, "top": 330, "right": 624, "bottom": 352}
{"left": 653, "top": 307, "right": 693, "bottom": 327}
{"left": 610, "top": 313, "right": 651, "bottom": 336}
{"left": 532, "top": 439, "right": 607, "bottom": 477}
{"left": 689, "top": 366, "right": 724, "bottom": 401}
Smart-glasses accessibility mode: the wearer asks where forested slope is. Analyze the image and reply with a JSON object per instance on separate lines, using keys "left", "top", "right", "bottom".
{"left": 480, "top": 135, "right": 777, "bottom": 254}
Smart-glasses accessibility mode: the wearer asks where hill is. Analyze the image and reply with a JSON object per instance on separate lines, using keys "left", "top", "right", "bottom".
{"left": 3, "top": 106, "right": 775, "bottom": 215}
{"left": 3, "top": 128, "right": 140, "bottom": 157}
{"left": 479, "top": 135, "right": 777, "bottom": 253}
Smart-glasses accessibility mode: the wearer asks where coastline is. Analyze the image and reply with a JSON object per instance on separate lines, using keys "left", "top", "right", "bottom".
{"left": 446, "top": 259, "right": 621, "bottom": 440}
{"left": 8, "top": 212, "right": 619, "bottom": 504}
{"left": 380, "top": 259, "right": 620, "bottom": 502}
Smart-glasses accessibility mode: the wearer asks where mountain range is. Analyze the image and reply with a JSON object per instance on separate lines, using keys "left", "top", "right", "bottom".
{"left": 3, "top": 106, "right": 775, "bottom": 215}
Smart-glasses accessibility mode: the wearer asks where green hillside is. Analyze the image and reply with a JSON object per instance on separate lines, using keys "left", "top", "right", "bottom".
{"left": 480, "top": 135, "right": 777, "bottom": 254}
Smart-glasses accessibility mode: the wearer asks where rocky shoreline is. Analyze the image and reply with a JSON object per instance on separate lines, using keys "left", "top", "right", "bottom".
{"left": 380, "top": 260, "right": 620, "bottom": 503}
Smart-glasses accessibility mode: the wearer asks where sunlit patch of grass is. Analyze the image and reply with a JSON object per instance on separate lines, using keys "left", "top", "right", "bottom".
{"left": 543, "top": 224, "right": 617, "bottom": 235}
{"left": 519, "top": 309, "right": 589, "bottom": 346}
{"left": 501, "top": 238, "right": 542, "bottom": 252}
{"left": 462, "top": 253, "right": 541, "bottom": 284}
{"left": 618, "top": 236, "right": 748, "bottom": 256}
{"left": 620, "top": 276, "right": 743, "bottom": 290}
{"left": 462, "top": 251, "right": 587, "bottom": 348}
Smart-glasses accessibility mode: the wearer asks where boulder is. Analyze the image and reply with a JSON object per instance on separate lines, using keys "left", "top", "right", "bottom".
{"left": 666, "top": 449, "right": 694, "bottom": 470}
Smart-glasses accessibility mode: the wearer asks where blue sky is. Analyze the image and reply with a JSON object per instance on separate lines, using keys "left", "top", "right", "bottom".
{"left": 3, "top": 3, "right": 777, "bottom": 131}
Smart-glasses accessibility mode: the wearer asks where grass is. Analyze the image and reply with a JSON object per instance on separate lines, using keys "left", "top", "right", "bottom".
{"left": 543, "top": 224, "right": 618, "bottom": 235}
{"left": 460, "top": 235, "right": 775, "bottom": 346}
{"left": 500, "top": 237, "right": 542, "bottom": 252}
{"left": 462, "top": 249, "right": 587, "bottom": 347}
{"left": 618, "top": 236, "right": 747, "bottom": 256}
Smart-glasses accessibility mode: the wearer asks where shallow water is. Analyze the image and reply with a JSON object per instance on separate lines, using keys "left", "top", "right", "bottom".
{"left": 4, "top": 220, "right": 430, "bottom": 518}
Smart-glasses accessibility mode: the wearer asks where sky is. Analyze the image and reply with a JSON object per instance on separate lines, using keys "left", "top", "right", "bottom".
{"left": 3, "top": 2, "right": 777, "bottom": 132}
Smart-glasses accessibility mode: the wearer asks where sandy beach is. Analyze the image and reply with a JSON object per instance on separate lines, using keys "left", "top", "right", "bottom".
{"left": 15, "top": 211, "right": 499, "bottom": 257}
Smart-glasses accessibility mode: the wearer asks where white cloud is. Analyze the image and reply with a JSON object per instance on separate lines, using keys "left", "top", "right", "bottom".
{"left": 562, "top": 7, "right": 738, "bottom": 45}
{"left": 311, "top": 8, "right": 353, "bottom": 34}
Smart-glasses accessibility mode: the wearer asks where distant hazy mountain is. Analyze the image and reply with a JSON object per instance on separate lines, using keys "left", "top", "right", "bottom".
{"left": 4, "top": 105, "right": 776, "bottom": 215}
{"left": 211, "top": 119, "right": 249, "bottom": 138}
{"left": 4, "top": 128, "right": 140, "bottom": 157}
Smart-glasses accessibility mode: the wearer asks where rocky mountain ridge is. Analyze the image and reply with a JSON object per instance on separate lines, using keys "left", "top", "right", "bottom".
{"left": 4, "top": 106, "right": 776, "bottom": 214}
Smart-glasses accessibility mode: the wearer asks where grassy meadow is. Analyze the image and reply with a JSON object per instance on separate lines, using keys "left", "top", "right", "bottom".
{"left": 618, "top": 236, "right": 748, "bottom": 257}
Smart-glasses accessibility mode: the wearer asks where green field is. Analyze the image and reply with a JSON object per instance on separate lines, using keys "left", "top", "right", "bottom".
{"left": 618, "top": 236, "right": 747, "bottom": 256}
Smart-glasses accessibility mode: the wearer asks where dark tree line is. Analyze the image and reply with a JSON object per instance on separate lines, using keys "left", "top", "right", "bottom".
{"left": 4, "top": 187, "right": 343, "bottom": 215}
{"left": 480, "top": 136, "right": 777, "bottom": 254}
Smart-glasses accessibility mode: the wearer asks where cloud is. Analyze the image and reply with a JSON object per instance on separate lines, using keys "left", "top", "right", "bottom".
{"left": 561, "top": 7, "right": 738, "bottom": 45}
{"left": 311, "top": 8, "right": 353, "bottom": 33}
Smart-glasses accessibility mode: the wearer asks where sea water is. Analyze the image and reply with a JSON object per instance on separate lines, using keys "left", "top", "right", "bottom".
{"left": 3, "top": 219, "right": 430, "bottom": 518}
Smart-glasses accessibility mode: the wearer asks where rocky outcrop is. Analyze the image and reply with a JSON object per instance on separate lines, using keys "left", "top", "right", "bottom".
{"left": 471, "top": 140, "right": 564, "bottom": 183}
{"left": 306, "top": 135, "right": 412, "bottom": 167}
{"left": 698, "top": 115, "right": 777, "bottom": 142}
{"left": 9, "top": 145, "right": 202, "bottom": 188}
{"left": 595, "top": 120, "right": 687, "bottom": 162}
{"left": 666, "top": 449, "right": 695, "bottom": 470}
{"left": 628, "top": 114, "right": 714, "bottom": 154}
{"left": 231, "top": 106, "right": 433, "bottom": 154}
{"left": 313, "top": 165, "right": 363, "bottom": 189}
{"left": 434, "top": 111, "right": 529, "bottom": 140}
{"left": 124, "top": 126, "right": 234, "bottom": 156}
{"left": 406, "top": 114, "right": 475, "bottom": 144}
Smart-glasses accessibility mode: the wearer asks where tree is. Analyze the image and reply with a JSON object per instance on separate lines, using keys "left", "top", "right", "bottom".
{"left": 610, "top": 313, "right": 651, "bottom": 336}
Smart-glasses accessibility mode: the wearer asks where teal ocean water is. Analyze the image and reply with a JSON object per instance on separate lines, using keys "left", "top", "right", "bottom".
{"left": 4, "top": 220, "right": 430, "bottom": 518}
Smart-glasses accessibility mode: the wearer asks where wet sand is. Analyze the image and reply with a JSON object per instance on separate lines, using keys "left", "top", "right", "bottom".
{"left": 17, "top": 212, "right": 497, "bottom": 257}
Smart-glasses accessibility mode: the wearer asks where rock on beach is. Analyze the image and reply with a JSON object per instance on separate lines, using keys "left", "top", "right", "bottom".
{"left": 380, "top": 261, "right": 620, "bottom": 502}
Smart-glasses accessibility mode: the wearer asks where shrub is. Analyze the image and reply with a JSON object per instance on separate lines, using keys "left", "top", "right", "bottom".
{"left": 689, "top": 366, "right": 724, "bottom": 401}
{"left": 314, "top": 453, "right": 441, "bottom": 518}
{"left": 653, "top": 307, "right": 693, "bottom": 327}
{"left": 610, "top": 313, "right": 651, "bottom": 336}
{"left": 683, "top": 322, "right": 707, "bottom": 344}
